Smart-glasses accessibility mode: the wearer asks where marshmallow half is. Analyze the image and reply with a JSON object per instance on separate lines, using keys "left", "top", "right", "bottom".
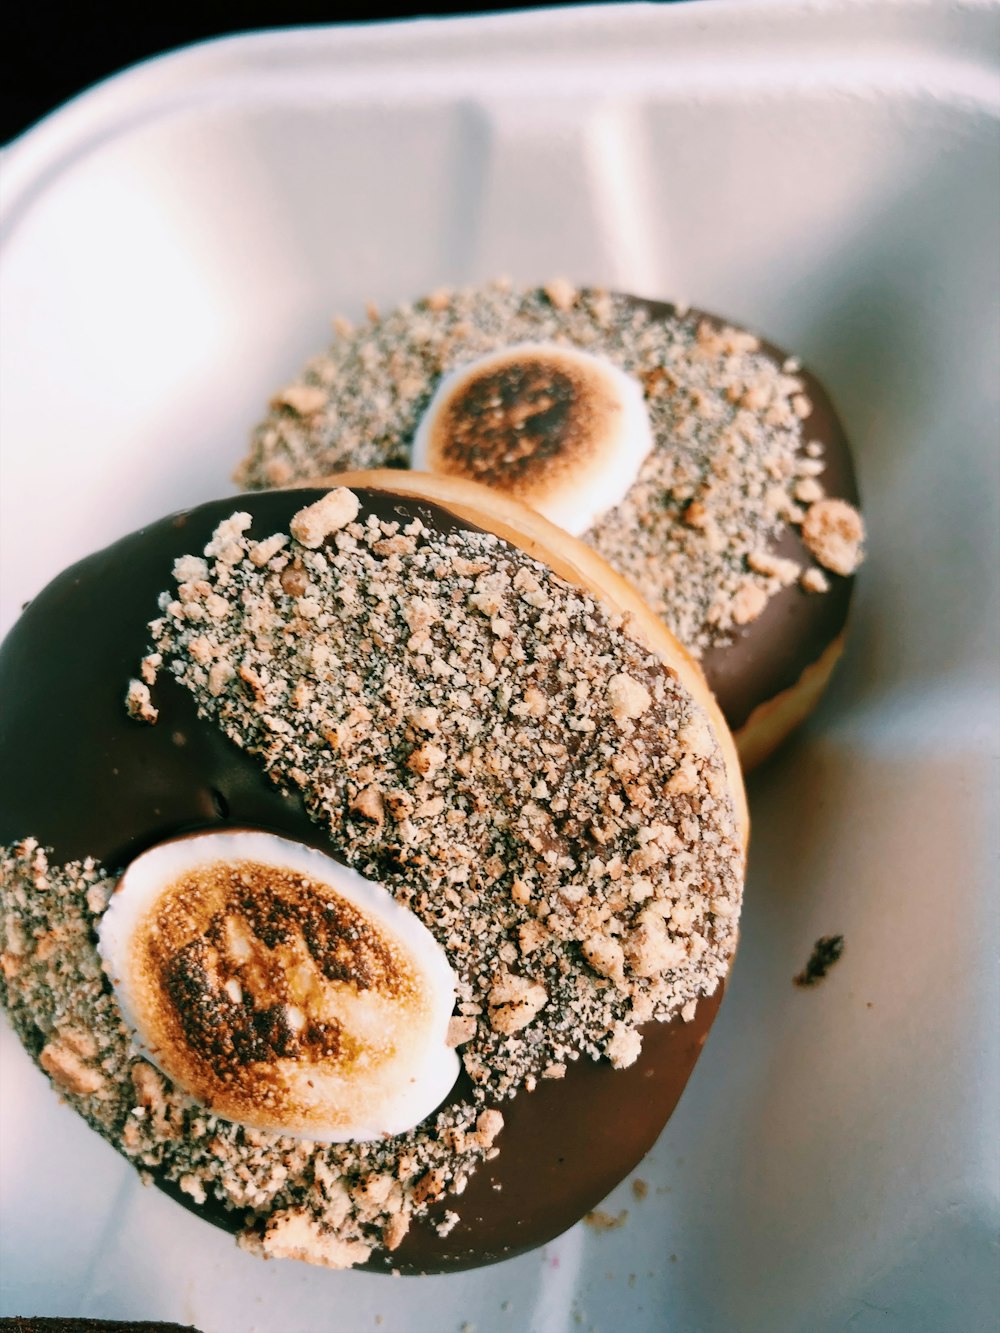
{"left": 98, "top": 830, "right": 459, "bottom": 1142}
{"left": 411, "top": 343, "right": 654, "bottom": 536}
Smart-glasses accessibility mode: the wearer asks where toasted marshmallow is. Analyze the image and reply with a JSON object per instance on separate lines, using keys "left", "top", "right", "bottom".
{"left": 98, "top": 830, "right": 459, "bottom": 1142}
{"left": 411, "top": 343, "right": 654, "bottom": 535}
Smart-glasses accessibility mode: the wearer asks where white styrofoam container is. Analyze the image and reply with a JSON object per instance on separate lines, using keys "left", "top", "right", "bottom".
{"left": 1, "top": 3, "right": 998, "bottom": 1330}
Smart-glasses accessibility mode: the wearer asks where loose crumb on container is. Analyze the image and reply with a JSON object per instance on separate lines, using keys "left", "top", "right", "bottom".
{"left": 793, "top": 935, "right": 845, "bottom": 987}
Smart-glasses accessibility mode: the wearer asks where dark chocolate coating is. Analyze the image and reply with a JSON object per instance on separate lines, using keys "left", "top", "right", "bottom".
{"left": 0, "top": 487, "right": 722, "bottom": 1274}
{"left": 628, "top": 297, "right": 860, "bottom": 732}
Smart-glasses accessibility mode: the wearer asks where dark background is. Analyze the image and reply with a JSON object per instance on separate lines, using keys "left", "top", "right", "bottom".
{"left": 1, "top": 2, "right": 620, "bottom": 145}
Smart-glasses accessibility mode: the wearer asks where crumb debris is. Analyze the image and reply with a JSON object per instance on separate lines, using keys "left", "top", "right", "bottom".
{"left": 584, "top": 1208, "right": 629, "bottom": 1231}
{"left": 801, "top": 499, "right": 865, "bottom": 576}
{"left": 125, "top": 680, "right": 158, "bottom": 725}
{"left": 290, "top": 487, "right": 361, "bottom": 548}
{"left": 271, "top": 383, "right": 328, "bottom": 417}
{"left": 793, "top": 935, "right": 845, "bottom": 987}
{"left": 799, "top": 567, "right": 830, "bottom": 595}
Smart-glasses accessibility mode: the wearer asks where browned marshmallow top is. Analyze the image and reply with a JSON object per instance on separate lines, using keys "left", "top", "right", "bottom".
{"left": 422, "top": 344, "right": 621, "bottom": 486}
{"left": 115, "top": 859, "right": 429, "bottom": 1133}
{"left": 411, "top": 344, "right": 654, "bottom": 537}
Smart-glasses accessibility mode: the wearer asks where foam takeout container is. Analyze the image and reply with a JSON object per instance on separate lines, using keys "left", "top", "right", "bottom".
{"left": 1, "top": 3, "right": 998, "bottom": 1330}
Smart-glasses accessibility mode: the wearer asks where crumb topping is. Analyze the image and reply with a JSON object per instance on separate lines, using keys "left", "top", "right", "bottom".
{"left": 237, "top": 284, "right": 863, "bottom": 654}
{"left": 0, "top": 493, "right": 743, "bottom": 1268}
{"left": 801, "top": 499, "right": 866, "bottom": 577}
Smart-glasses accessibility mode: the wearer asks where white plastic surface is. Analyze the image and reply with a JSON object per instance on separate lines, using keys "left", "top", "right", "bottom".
{"left": 1, "top": 3, "right": 998, "bottom": 1330}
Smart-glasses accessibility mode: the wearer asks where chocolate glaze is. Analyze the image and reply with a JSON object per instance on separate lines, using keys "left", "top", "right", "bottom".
{"left": 626, "top": 296, "right": 860, "bottom": 733}
{"left": 0, "top": 486, "right": 723, "bottom": 1274}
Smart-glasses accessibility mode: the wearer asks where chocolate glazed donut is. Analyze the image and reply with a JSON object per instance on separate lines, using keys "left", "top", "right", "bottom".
{"left": 0, "top": 487, "right": 733, "bottom": 1274}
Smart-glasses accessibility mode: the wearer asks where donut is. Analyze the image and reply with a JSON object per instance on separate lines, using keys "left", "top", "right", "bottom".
{"left": 0, "top": 477, "right": 746, "bottom": 1274}
{"left": 237, "top": 282, "right": 865, "bottom": 769}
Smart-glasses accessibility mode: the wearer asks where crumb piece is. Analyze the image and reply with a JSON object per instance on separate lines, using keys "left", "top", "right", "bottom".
{"left": 350, "top": 786, "right": 384, "bottom": 823}
{"left": 131, "top": 1060, "right": 166, "bottom": 1110}
{"left": 517, "top": 919, "right": 548, "bottom": 957}
{"left": 290, "top": 488, "right": 361, "bottom": 548}
{"left": 425, "top": 287, "right": 451, "bottom": 312}
{"left": 584, "top": 1209, "right": 628, "bottom": 1231}
{"left": 447, "top": 1015, "right": 477, "bottom": 1048}
{"left": 409, "top": 705, "right": 440, "bottom": 733}
{"left": 801, "top": 499, "right": 865, "bottom": 576}
{"left": 248, "top": 1210, "right": 372, "bottom": 1269}
{"left": 730, "top": 583, "right": 768, "bottom": 626}
{"left": 412, "top": 1168, "right": 448, "bottom": 1205}
{"left": 382, "top": 1213, "right": 410, "bottom": 1252}
{"left": 475, "top": 1109, "right": 504, "bottom": 1147}
{"left": 249, "top": 534, "right": 289, "bottom": 566}
{"left": 581, "top": 934, "right": 625, "bottom": 982}
{"left": 487, "top": 972, "right": 547, "bottom": 1034}
{"left": 39, "top": 1040, "right": 104, "bottom": 1096}
{"left": 139, "top": 653, "right": 161, "bottom": 685}
{"left": 281, "top": 564, "right": 308, "bottom": 598}
{"left": 407, "top": 742, "right": 446, "bottom": 777}
{"left": 607, "top": 673, "right": 652, "bottom": 724}
{"left": 207, "top": 661, "right": 234, "bottom": 697}
{"left": 124, "top": 679, "right": 157, "bottom": 724}
{"left": 631, "top": 1178, "right": 648, "bottom": 1201}
{"left": 272, "top": 383, "right": 328, "bottom": 417}
{"left": 606, "top": 1022, "right": 642, "bottom": 1069}
{"left": 793, "top": 935, "right": 845, "bottom": 987}
{"left": 747, "top": 551, "right": 800, "bottom": 584}
{"left": 544, "top": 277, "right": 576, "bottom": 310}
{"left": 179, "top": 1172, "right": 207, "bottom": 1205}
{"left": 794, "top": 477, "right": 824, "bottom": 504}
{"left": 800, "top": 567, "right": 830, "bottom": 595}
